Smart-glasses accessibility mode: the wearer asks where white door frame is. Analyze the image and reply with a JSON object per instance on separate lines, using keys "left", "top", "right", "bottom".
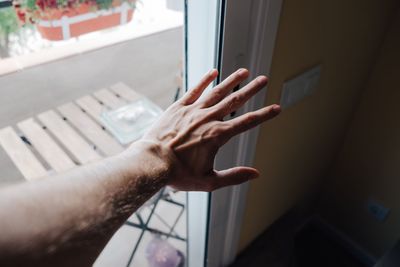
{"left": 185, "top": 1, "right": 283, "bottom": 266}
{"left": 207, "top": 0, "right": 283, "bottom": 266}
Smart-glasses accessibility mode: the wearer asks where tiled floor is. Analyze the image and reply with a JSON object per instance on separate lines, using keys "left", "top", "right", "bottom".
{"left": 94, "top": 191, "right": 187, "bottom": 267}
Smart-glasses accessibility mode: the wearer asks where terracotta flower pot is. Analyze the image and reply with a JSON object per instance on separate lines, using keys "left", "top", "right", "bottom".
{"left": 34, "top": 2, "right": 134, "bottom": 41}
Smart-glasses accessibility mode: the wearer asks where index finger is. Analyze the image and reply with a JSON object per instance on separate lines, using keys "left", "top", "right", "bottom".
{"left": 180, "top": 69, "right": 218, "bottom": 105}
{"left": 199, "top": 68, "right": 249, "bottom": 108}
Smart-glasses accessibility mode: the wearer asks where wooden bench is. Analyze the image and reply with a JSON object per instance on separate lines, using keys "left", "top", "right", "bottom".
{"left": 0, "top": 82, "right": 141, "bottom": 181}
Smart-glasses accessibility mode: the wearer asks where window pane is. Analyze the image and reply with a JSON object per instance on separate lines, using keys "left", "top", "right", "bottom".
{"left": 0, "top": 0, "right": 186, "bottom": 266}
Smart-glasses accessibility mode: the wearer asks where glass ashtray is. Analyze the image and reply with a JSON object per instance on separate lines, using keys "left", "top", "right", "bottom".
{"left": 101, "top": 97, "right": 163, "bottom": 145}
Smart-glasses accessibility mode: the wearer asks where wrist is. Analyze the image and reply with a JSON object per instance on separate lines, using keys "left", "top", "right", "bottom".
{"left": 119, "top": 140, "right": 174, "bottom": 186}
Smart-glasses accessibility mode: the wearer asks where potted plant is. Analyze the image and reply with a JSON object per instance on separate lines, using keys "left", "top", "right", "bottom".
{"left": 0, "top": 7, "right": 20, "bottom": 57}
{"left": 13, "top": 0, "right": 137, "bottom": 41}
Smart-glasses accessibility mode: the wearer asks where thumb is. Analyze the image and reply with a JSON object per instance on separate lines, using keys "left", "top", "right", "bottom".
{"left": 213, "top": 167, "right": 259, "bottom": 190}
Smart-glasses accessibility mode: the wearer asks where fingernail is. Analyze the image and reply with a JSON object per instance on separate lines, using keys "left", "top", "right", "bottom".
{"left": 209, "top": 69, "right": 218, "bottom": 76}
{"left": 272, "top": 104, "right": 281, "bottom": 113}
{"left": 238, "top": 68, "right": 248, "bottom": 76}
{"left": 256, "top": 75, "right": 268, "bottom": 84}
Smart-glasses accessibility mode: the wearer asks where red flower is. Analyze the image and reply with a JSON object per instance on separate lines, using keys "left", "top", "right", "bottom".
{"left": 16, "top": 10, "right": 26, "bottom": 22}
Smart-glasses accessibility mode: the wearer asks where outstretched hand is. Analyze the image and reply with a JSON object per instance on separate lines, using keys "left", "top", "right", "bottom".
{"left": 140, "top": 68, "right": 281, "bottom": 191}
{"left": 0, "top": 68, "right": 279, "bottom": 267}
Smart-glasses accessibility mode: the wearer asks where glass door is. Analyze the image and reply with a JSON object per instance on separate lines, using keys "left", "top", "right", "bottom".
{"left": 0, "top": 0, "right": 187, "bottom": 266}
{"left": 186, "top": 0, "right": 283, "bottom": 266}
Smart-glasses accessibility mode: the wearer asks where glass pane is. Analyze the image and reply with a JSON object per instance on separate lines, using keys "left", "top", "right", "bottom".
{"left": 185, "top": 0, "right": 221, "bottom": 266}
{"left": 0, "top": 0, "right": 186, "bottom": 266}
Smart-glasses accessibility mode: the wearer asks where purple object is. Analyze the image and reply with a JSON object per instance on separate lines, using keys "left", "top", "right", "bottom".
{"left": 145, "top": 237, "right": 182, "bottom": 267}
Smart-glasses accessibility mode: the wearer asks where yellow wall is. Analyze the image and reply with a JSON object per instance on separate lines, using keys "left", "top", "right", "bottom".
{"left": 238, "top": 0, "right": 399, "bottom": 252}
{"left": 318, "top": 9, "right": 400, "bottom": 257}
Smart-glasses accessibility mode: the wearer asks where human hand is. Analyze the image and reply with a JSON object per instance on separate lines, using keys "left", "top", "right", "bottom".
{"left": 139, "top": 68, "right": 280, "bottom": 191}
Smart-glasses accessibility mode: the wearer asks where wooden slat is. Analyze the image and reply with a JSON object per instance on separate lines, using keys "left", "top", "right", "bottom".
{"left": 110, "top": 82, "right": 142, "bottom": 102}
{"left": 76, "top": 95, "right": 103, "bottom": 124}
{"left": 93, "top": 88, "right": 126, "bottom": 109}
{"left": 0, "top": 127, "right": 47, "bottom": 180}
{"left": 58, "top": 103, "right": 124, "bottom": 156}
{"left": 37, "top": 110, "right": 101, "bottom": 164}
{"left": 18, "top": 118, "right": 75, "bottom": 173}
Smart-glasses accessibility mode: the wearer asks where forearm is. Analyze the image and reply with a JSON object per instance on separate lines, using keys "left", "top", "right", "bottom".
{"left": 0, "top": 141, "right": 170, "bottom": 267}
{"left": 0, "top": 68, "right": 280, "bottom": 266}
